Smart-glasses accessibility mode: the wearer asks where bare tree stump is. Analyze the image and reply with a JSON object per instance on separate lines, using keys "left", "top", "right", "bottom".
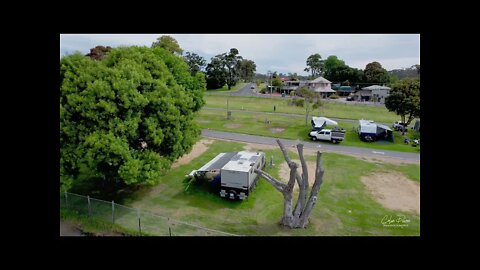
{"left": 254, "top": 139, "right": 324, "bottom": 229}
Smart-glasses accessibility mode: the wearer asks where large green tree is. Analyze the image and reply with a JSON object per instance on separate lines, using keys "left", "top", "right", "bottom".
{"left": 151, "top": 35, "right": 183, "bottom": 55}
{"left": 385, "top": 78, "right": 420, "bottom": 126}
{"left": 184, "top": 52, "right": 206, "bottom": 76}
{"left": 304, "top": 53, "right": 324, "bottom": 78}
{"left": 218, "top": 48, "right": 243, "bottom": 90}
{"left": 205, "top": 57, "right": 228, "bottom": 89}
{"left": 363, "top": 61, "right": 389, "bottom": 85}
{"left": 60, "top": 46, "right": 205, "bottom": 195}
{"left": 323, "top": 55, "right": 346, "bottom": 79}
{"left": 236, "top": 59, "right": 256, "bottom": 82}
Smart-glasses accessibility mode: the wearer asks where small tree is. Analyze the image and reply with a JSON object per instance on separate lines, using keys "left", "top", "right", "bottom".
{"left": 254, "top": 139, "right": 325, "bottom": 228}
{"left": 295, "top": 87, "right": 321, "bottom": 126}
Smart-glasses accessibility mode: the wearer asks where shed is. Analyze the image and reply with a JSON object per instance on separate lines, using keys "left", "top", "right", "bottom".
{"left": 337, "top": 86, "right": 353, "bottom": 96}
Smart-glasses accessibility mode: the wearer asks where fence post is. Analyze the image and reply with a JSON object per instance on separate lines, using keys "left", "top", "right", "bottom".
{"left": 64, "top": 191, "right": 68, "bottom": 209}
{"left": 137, "top": 209, "right": 141, "bottom": 234}
{"left": 87, "top": 196, "right": 91, "bottom": 216}
{"left": 168, "top": 217, "right": 171, "bottom": 236}
{"left": 112, "top": 200, "right": 115, "bottom": 224}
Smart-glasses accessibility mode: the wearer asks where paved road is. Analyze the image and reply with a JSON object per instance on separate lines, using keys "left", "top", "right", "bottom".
{"left": 202, "top": 129, "right": 420, "bottom": 162}
{"left": 229, "top": 83, "right": 260, "bottom": 96}
{"left": 203, "top": 107, "right": 391, "bottom": 126}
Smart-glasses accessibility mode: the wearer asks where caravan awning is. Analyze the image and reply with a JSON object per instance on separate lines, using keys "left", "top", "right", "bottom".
{"left": 376, "top": 124, "right": 392, "bottom": 132}
{"left": 312, "top": 117, "right": 338, "bottom": 127}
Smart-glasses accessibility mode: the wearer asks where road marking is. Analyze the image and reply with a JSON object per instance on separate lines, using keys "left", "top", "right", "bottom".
{"left": 372, "top": 151, "right": 385, "bottom": 155}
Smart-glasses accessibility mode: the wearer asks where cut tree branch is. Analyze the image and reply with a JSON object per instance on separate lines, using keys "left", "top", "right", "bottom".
{"left": 294, "top": 144, "right": 309, "bottom": 218}
{"left": 254, "top": 169, "right": 285, "bottom": 192}
{"left": 299, "top": 151, "right": 324, "bottom": 226}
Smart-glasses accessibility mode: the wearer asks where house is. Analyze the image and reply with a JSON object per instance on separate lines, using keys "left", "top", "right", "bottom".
{"left": 280, "top": 76, "right": 336, "bottom": 98}
{"left": 353, "top": 85, "right": 391, "bottom": 103}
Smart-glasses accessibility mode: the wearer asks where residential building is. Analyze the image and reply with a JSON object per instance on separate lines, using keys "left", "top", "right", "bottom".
{"left": 353, "top": 85, "right": 391, "bottom": 103}
{"left": 280, "top": 76, "right": 336, "bottom": 98}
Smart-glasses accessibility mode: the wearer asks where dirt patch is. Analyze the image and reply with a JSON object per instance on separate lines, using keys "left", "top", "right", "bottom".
{"left": 224, "top": 123, "right": 242, "bottom": 129}
{"left": 360, "top": 172, "right": 420, "bottom": 214}
{"left": 354, "top": 155, "right": 417, "bottom": 165}
{"left": 242, "top": 143, "right": 278, "bottom": 152}
{"left": 172, "top": 139, "right": 214, "bottom": 169}
{"left": 278, "top": 159, "right": 317, "bottom": 191}
{"left": 60, "top": 220, "right": 84, "bottom": 236}
{"left": 269, "top": 128, "right": 285, "bottom": 133}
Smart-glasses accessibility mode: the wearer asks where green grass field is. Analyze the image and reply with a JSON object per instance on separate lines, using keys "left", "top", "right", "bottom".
{"left": 196, "top": 109, "right": 420, "bottom": 153}
{"left": 205, "top": 82, "right": 247, "bottom": 93}
{"left": 204, "top": 95, "right": 400, "bottom": 123}
{"left": 124, "top": 139, "right": 420, "bottom": 236}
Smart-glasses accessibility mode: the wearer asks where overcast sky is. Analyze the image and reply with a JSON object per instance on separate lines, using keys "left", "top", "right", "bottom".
{"left": 60, "top": 34, "right": 420, "bottom": 76}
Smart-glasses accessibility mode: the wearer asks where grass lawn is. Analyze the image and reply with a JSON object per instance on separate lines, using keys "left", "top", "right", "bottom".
{"left": 60, "top": 208, "right": 148, "bottom": 236}
{"left": 124, "top": 139, "right": 420, "bottom": 236}
{"left": 196, "top": 109, "right": 420, "bottom": 153}
{"left": 204, "top": 95, "right": 400, "bottom": 123}
{"left": 205, "top": 82, "right": 247, "bottom": 93}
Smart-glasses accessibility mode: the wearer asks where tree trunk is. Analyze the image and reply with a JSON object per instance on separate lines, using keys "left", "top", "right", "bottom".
{"left": 255, "top": 139, "right": 325, "bottom": 229}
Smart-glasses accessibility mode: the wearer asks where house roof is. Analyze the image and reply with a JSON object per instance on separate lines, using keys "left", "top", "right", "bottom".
{"left": 310, "top": 77, "right": 331, "bottom": 83}
{"left": 361, "top": 85, "right": 391, "bottom": 90}
{"left": 313, "top": 87, "right": 336, "bottom": 93}
{"left": 338, "top": 86, "right": 352, "bottom": 91}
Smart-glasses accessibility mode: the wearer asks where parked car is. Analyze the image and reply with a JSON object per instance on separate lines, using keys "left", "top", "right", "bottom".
{"left": 346, "top": 96, "right": 353, "bottom": 101}
{"left": 393, "top": 121, "right": 408, "bottom": 131}
{"left": 309, "top": 127, "right": 346, "bottom": 144}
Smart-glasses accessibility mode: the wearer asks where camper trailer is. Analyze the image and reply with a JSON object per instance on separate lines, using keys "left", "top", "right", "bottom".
{"left": 189, "top": 151, "right": 266, "bottom": 200}
{"left": 357, "top": 119, "right": 393, "bottom": 142}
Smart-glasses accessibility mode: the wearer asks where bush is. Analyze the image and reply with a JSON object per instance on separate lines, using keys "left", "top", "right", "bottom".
{"left": 329, "top": 94, "right": 339, "bottom": 99}
{"left": 295, "top": 99, "right": 304, "bottom": 107}
{"left": 259, "top": 87, "right": 267, "bottom": 94}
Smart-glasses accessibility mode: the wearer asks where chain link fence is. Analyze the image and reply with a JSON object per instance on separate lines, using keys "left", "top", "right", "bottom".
{"left": 60, "top": 192, "right": 239, "bottom": 236}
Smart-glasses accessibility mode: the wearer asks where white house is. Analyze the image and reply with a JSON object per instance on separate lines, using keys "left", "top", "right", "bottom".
{"left": 281, "top": 76, "right": 336, "bottom": 98}
{"left": 353, "top": 85, "right": 391, "bottom": 103}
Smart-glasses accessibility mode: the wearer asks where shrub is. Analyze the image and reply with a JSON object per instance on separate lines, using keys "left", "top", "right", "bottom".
{"left": 329, "top": 94, "right": 339, "bottom": 99}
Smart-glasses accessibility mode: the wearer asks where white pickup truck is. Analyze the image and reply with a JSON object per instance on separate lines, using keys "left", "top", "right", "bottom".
{"left": 309, "top": 127, "right": 346, "bottom": 144}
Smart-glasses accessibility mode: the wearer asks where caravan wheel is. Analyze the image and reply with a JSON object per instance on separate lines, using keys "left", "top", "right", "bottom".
{"left": 228, "top": 190, "right": 237, "bottom": 200}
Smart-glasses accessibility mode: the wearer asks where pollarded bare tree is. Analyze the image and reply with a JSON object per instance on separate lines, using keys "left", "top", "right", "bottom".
{"left": 253, "top": 139, "right": 324, "bottom": 229}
